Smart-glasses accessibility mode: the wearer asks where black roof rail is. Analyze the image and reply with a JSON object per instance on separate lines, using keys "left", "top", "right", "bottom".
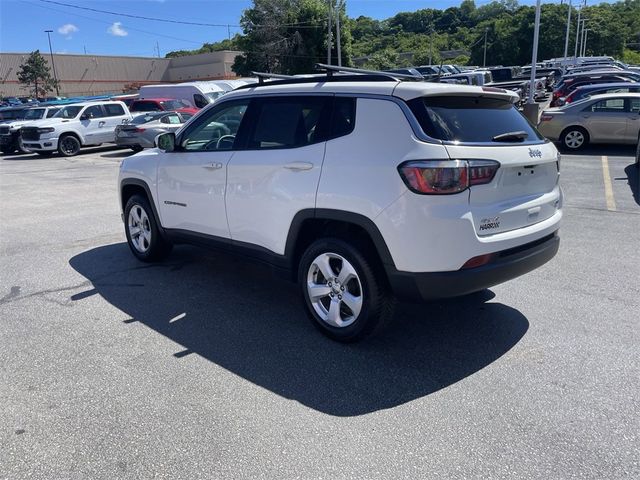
{"left": 251, "top": 71, "right": 297, "bottom": 84}
{"left": 315, "top": 63, "right": 425, "bottom": 81}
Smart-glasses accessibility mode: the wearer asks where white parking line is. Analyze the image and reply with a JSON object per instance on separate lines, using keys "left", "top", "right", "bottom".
{"left": 601, "top": 155, "right": 617, "bottom": 211}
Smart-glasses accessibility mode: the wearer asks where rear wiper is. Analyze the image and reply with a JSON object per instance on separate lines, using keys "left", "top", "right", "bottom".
{"left": 492, "top": 131, "right": 529, "bottom": 142}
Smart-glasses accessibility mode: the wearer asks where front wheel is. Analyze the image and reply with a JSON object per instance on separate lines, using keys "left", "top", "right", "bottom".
{"left": 299, "top": 238, "right": 395, "bottom": 342}
{"left": 124, "top": 194, "right": 172, "bottom": 262}
{"left": 58, "top": 134, "right": 81, "bottom": 157}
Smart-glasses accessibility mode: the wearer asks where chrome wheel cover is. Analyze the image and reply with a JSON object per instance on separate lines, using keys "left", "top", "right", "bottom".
{"left": 127, "top": 204, "right": 152, "bottom": 253}
{"left": 565, "top": 130, "right": 584, "bottom": 149}
{"left": 306, "top": 252, "right": 363, "bottom": 328}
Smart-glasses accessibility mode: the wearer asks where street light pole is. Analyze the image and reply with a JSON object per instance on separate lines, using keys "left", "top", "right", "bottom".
{"left": 528, "top": 0, "right": 542, "bottom": 105}
{"left": 483, "top": 28, "right": 488, "bottom": 68}
{"left": 44, "top": 29, "right": 60, "bottom": 96}
{"left": 574, "top": 1, "right": 583, "bottom": 58}
{"left": 327, "top": 0, "right": 332, "bottom": 65}
{"left": 582, "top": 28, "right": 591, "bottom": 56}
{"left": 563, "top": 0, "right": 572, "bottom": 59}
{"left": 335, "top": 0, "right": 342, "bottom": 66}
{"left": 579, "top": 19, "right": 587, "bottom": 57}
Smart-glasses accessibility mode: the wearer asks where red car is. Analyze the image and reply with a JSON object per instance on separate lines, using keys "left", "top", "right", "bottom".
{"left": 129, "top": 98, "right": 198, "bottom": 116}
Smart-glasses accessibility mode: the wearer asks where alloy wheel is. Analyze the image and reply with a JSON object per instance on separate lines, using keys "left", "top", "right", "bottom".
{"left": 127, "top": 204, "right": 152, "bottom": 253}
{"left": 306, "top": 252, "right": 363, "bottom": 328}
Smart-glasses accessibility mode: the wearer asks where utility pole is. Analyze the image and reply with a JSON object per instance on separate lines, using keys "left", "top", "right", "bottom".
{"left": 156, "top": 41, "right": 160, "bottom": 58}
{"left": 582, "top": 29, "right": 591, "bottom": 56}
{"left": 428, "top": 29, "right": 433, "bottom": 66}
{"left": 327, "top": 0, "right": 332, "bottom": 65}
{"left": 483, "top": 27, "right": 488, "bottom": 68}
{"left": 227, "top": 25, "right": 231, "bottom": 41}
{"left": 44, "top": 30, "right": 60, "bottom": 96}
{"left": 563, "top": 0, "right": 572, "bottom": 59}
{"left": 336, "top": 0, "right": 342, "bottom": 66}
{"left": 574, "top": 0, "right": 584, "bottom": 58}
{"left": 579, "top": 19, "right": 587, "bottom": 57}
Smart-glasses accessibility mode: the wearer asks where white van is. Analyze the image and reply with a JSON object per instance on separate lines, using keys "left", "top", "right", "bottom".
{"left": 139, "top": 82, "right": 227, "bottom": 109}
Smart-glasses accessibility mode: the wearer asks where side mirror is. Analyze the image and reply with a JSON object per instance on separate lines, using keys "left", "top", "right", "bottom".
{"left": 156, "top": 132, "right": 176, "bottom": 152}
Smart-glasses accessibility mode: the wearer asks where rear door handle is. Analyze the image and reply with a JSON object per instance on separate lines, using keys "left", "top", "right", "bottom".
{"left": 203, "top": 162, "right": 223, "bottom": 170}
{"left": 283, "top": 161, "right": 313, "bottom": 171}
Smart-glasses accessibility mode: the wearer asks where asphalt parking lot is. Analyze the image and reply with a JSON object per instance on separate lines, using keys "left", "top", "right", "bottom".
{"left": 1, "top": 145, "right": 638, "bottom": 479}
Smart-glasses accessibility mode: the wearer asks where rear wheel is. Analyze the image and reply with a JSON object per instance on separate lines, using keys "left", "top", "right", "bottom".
{"left": 58, "top": 134, "right": 81, "bottom": 157}
{"left": 124, "top": 194, "right": 172, "bottom": 262}
{"left": 299, "top": 238, "right": 395, "bottom": 342}
{"left": 561, "top": 127, "right": 589, "bottom": 151}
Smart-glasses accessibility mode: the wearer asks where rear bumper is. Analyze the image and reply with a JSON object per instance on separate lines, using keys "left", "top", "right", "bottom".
{"left": 387, "top": 232, "right": 559, "bottom": 302}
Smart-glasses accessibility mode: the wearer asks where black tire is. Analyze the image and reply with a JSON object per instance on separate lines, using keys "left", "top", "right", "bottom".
{"left": 1, "top": 146, "right": 15, "bottom": 155}
{"left": 58, "top": 134, "right": 81, "bottom": 157}
{"left": 298, "top": 237, "right": 395, "bottom": 342}
{"left": 130, "top": 145, "right": 144, "bottom": 152}
{"left": 560, "top": 126, "right": 589, "bottom": 151}
{"left": 123, "top": 194, "right": 172, "bottom": 262}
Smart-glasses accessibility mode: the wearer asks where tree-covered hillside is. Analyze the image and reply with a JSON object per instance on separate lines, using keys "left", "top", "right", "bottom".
{"left": 166, "top": 0, "right": 640, "bottom": 73}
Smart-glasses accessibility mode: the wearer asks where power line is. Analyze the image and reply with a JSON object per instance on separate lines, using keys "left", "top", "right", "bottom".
{"left": 37, "top": 0, "right": 325, "bottom": 29}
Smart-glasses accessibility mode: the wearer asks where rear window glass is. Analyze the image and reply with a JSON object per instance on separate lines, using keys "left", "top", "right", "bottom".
{"left": 408, "top": 96, "right": 543, "bottom": 143}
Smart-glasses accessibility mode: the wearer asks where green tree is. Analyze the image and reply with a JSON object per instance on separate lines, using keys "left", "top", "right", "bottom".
{"left": 232, "top": 0, "right": 351, "bottom": 75}
{"left": 17, "top": 50, "right": 58, "bottom": 98}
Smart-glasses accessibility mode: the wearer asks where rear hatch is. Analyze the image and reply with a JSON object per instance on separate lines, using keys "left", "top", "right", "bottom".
{"left": 406, "top": 94, "right": 560, "bottom": 236}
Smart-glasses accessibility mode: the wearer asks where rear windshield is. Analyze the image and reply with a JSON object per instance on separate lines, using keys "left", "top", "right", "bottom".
{"left": 131, "top": 112, "right": 165, "bottom": 124}
{"left": 24, "top": 109, "right": 46, "bottom": 120}
{"left": 408, "top": 96, "right": 544, "bottom": 143}
{"left": 159, "top": 100, "right": 189, "bottom": 110}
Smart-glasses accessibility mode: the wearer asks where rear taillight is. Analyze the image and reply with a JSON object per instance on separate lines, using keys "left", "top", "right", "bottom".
{"left": 398, "top": 159, "right": 500, "bottom": 195}
{"left": 134, "top": 128, "right": 146, "bottom": 133}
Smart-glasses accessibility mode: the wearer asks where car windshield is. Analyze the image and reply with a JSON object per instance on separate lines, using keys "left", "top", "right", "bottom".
{"left": 130, "top": 112, "right": 166, "bottom": 124}
{"left": 23, "top": 109, "right": 46, "bottom": 120}
{"left": 409, "top": 96, "right": 544, "bottom": 143}
{"left": 159, "top": 100, "right": 189, "bottom": 110}
{"left": 54, "top": 106, "right": 83, "bottom": 119}
{"left": 0, "top": 109, "right": 27, "bottom": 120}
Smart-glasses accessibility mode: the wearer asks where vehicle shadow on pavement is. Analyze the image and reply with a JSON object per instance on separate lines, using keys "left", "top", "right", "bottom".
{"left": 623, "top": 164, "right": 639, "bottom": 206}
{"left": 69, "top": 243, "right": 529, "bottom": 417}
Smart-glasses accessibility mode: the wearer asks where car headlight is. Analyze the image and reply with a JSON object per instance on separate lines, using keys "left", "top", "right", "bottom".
{"left": 37, "top": 127, "right": 55, "bottom": 133}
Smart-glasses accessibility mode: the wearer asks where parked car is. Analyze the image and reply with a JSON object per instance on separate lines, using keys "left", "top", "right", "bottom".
{"left": 556, "top": 82, "right": 640, "bottom": 106}
{"left": 21, "top": 101, "right": 132, "bottom": 156}
{"left": 538, "top": 93, "right": 640, "bottom": 150}
{"left": 115, "top": 111, "right": 191, "bottom": 151}
{"left": 118, "top": 68, "right": 562, "bottom": 342}
{"left": 551, "top": 72, "right": 640, "bottom": 106}
{"left": 0, "top": 105, "right": 61, "bottom": 154}
{"left": 129, "top": 98, "right": 198, "bottom": 116}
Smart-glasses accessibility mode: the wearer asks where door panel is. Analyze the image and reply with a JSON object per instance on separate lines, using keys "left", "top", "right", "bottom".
{"left": 582, "top": 97, "right": 628, "bottom": 143}
{"left": 157, "top": 151, "right": 233, "bottom": 237}
{"left": 626, "top": 98, "right": 640, "bottom": 142}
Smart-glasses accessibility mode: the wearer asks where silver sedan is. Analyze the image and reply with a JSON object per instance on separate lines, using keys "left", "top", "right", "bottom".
{"left": 537, "top": 92, "right": 640, "bottom": 151}
{"left": 115, "top": 111, "right": 192, "bottom": 151}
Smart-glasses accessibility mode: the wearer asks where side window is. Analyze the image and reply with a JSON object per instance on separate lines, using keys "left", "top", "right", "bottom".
{"left": 161, "top": 114, "right": 181, "bottom": 124}
{"left": 180, "top": 101, "right": 249, "bottom": 151}
{"left": 193, "top": 94, "right": 208, "bottom": 109}
{"left": 83, "top": 105, "right": 104, "bottom": 119}
{"left": 588, "top": 98, "right": 625, "bottom": 113}
{"left": 104, "top": 104, "right": 125, "bottom": 116}
{"left": 330, "top": 97, "right": 356, "bottom": 139}
{"left": 247, "top": 96, "right": 331, "bottom": 149}
{"left": 46, "top": 108, "right": 59, "bottom": 118}
{"left": 630, "top": 98, "right": 640, "bottom": 113}
{"left": 132, "top": 101, "right": 159, "bottom": 112}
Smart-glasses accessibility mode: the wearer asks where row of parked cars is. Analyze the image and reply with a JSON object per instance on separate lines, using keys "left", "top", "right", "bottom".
{"left": 0, "top": 79, "right": 257, "bottom": 157}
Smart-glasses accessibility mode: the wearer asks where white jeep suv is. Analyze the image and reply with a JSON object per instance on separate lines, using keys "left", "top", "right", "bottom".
{"left": 21, "top": 101, "right": 131, "bottom": 157}
{"left": 118, "top": 70, "right": 562, "bottom": 342}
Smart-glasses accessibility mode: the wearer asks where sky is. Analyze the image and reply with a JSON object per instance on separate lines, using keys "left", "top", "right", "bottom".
{"left": 0, "top": 0, "right": 601, "bottom": 58}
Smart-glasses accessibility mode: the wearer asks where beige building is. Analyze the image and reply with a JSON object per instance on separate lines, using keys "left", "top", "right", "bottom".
{"left": 0, "top": 50, "right": 242, "bottom": 98}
